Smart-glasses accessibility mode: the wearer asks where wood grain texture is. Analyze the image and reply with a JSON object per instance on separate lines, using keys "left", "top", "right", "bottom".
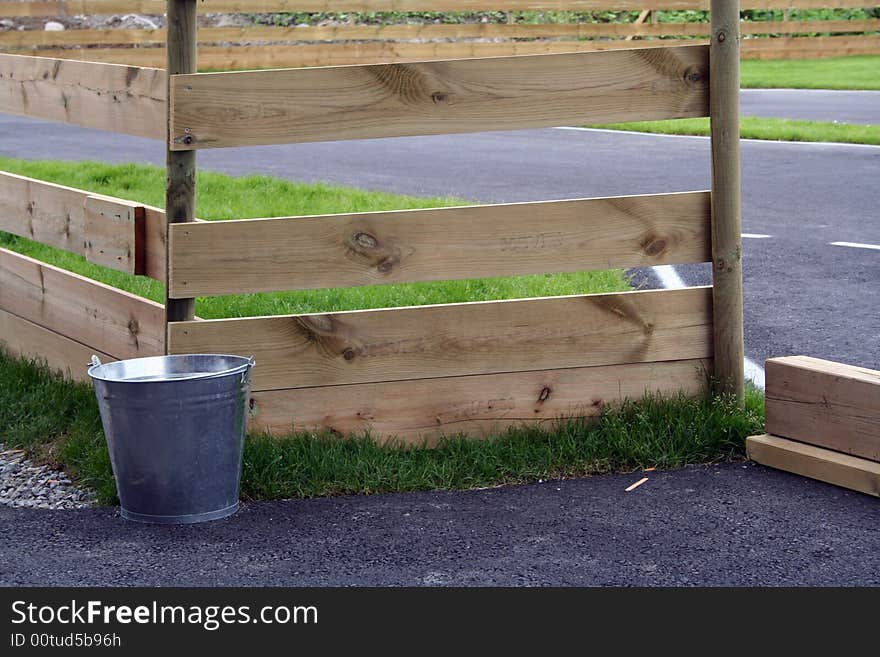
{"left": 164, "top": 0, "right": 197, "bottom": 325}
{"left": 4, "top": 20, "right": 875, "bottom": 50}
{"left": 0, "top": 171, "right": 166, "bottom": 280}
{"left": 765, "top": 356, "right": 880, "bottom": 463}
{"left": 0, "top": 1, "right": 868, "bottom": 17}
{"left": 169, "top": 45, "right": 709, "bottom": 149}
{"left": 0, "top": 308, "right": 115, "bottom": 382}
{"left": 167, "top": 286, "right": 713, "bottom": 392}
{"left": 747, "top": 434, "right": 880, "bottom": 498}
{"left": 18, "top": 35, "right": 877, "bottom": 69}
{"left": 0, "top": 248, "right": 165, "bottom": 360}
{"left": 709, "top": 0, "right": 744, "bottom": 402}
{"left": 168, "top": 191, "right": 711, "bottom": 298}
{"left": 0, "top": 53, "right": 165, "bottom": 139}
{"left": 0, "top": 171, "right": 166, "bottom": 279}
{"left": 250, "top": 358, "right": 711, "bottom": 444}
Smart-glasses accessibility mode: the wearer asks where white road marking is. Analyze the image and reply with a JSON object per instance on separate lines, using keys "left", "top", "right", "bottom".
{"left": 830, "top": 241, "right": 880, "bottom": 251}
{"left": 652, "top": 264, "right": 766, "bottom": 389}
{"left": 742, "top": 233, "right": 772, "bottom": 239}
{"left": 553, "top": 126, "right": 880, "bottom": 149}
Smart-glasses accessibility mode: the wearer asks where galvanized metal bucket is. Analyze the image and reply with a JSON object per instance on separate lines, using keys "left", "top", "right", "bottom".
{"left": 87, "top": 354, "right": 255, "bottom": 524}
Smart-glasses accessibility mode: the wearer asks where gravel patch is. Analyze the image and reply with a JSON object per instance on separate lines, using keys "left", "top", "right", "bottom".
{"left": 0, "top": 444, "right": 95, "bottom": 510}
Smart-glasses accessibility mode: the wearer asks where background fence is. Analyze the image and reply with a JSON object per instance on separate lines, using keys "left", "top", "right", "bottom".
{"left": 0, "top": 2, "right": 745, "bottom": 443}
{"left": 0, "top": 0, "right": 878, "bottom": 68}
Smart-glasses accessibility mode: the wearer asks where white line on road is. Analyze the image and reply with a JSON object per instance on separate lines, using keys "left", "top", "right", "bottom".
{"left": 830, "top": 241, "right": 880, "bottom": 251}
{"left": 742, "top": 233, "right": 772, "bottom": 239}
{"left": 652, "top": 265, "right": 765, "bottom": 389}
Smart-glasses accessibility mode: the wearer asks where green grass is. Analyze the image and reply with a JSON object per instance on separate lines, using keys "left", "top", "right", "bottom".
{"left": 0, "top": 157, "right": 630, "bottom": 317}
{"left": 590, "top": 117, "right": 880, "bottom": 146}
{"left": 0, "top": 349, "right": 765, "bottom": 504}
{"left": 741, "top": 55, "right": 880, "bottom": 91}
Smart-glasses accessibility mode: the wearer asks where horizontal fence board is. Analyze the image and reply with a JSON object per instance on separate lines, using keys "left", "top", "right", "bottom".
{"left": 0, "top": 170, "right": 166, "bottom": 279}
{"left": 765, "top": 356, "right": 880, "bottom": 463}
{"left": 250, "top": 358, "right": 710, "bottom": 443}
{"left": 21, "top": 34, "right": 876, "bottom": 70}
{"left": 0, "top": 247, "right": 165, "bottom": 360}
{"left": 747, "top": 434, "right": 880, "bottom": 498}
{"left": 0, "top": 53, "right": 165, "bottom": 140}
{"left": 167, "top": 286, "right": 713, "bottom": 391}
{"left": 0, "top": 307, "right": 115, "bottom": 381}
{"left": 168, "top": 191, "right": 711, "bottom": 298}
{"left": 169, "top": 45, "right": 709, "bottom": 149}
{"left": 5, "top": 20, "right": 877, "bottom": 50}
{"left": 0, "top": 1, "right": 872, "bottom": 17}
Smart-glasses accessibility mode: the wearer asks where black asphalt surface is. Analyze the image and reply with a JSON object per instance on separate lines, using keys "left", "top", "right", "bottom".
{"left": 741, "top": 89, "right": 880, "bottom": 124}
{"left": 2, "top": 463, "right": 879, "bottom": 586}
{"left": 1, "top": 91, "right": 879, "bottom": 586}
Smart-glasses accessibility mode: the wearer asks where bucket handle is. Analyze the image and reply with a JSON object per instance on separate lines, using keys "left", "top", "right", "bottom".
{"left": 89, "top": 355, "right": 102, "bottom": 369}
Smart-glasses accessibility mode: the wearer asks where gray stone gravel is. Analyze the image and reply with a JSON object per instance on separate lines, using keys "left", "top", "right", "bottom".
{"left": 0, "top": 444, "right": 95, "bottom": 510}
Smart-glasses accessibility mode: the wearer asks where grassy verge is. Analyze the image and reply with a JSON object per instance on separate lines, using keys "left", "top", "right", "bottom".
{"left": 741, "top": 55, "right": 880, "bottom": 91}
{"left": 589, "top": 117, "right": 880, "bottom": 146}
{"left": 0, "top": 157, "right": 630, "bottom": 316}
{"left": 0, "top": 349, "right": 765, "bottom": 504}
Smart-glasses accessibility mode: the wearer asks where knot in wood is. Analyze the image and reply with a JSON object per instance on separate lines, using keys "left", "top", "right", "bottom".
{"left": 717, "top": 30, "right": 726, "bottom": 43}
{"left": 377, "top": 257, "right": 395, "bottom": 273}
{"left": 684, "top": 68, "right": 704, "bottom": 84}
{"left": 342, "top": 348, "right": 356, "bottom": 361}
{"left": 352, "top": 232, "right": 379, "bottom": 249}
{"left": 127, "top": 318, "right": 139, "bottom": 335}
{"left": 643, "top": 238, "right": 667, "bottom": 257}
{"left": 431, "top": 92, "right": 448, "bottom": 104}
{"left": 537, "top": 386, "right": 552, "bottom": 403}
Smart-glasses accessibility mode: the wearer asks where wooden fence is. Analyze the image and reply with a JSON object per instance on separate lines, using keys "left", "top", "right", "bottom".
{"left": 0, "top": 0, "right": 878, "bottom": 68}
{"left": 0, "top": 1, "right": 745, "bottom": 444}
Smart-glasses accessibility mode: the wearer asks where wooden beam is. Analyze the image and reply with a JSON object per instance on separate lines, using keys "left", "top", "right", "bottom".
{"left": 169, "top": 45, "right": 709, "bottom": 149}
{"left": 625, "top": 9, "right": 652, "bottom": 41}
{"left": 709, "top": 0, "right": 744, "bottom": 402}
{"left": 0, "top": 308, "right": 115, "bottom": 382}
{"left": 0, "top": 248, "right": 165, "bottom": 360}
{"left": 0, "top": 1, "right": 867, "bottom": 17}
{"left": 765, "top": 356, "right": 880, "bottom": 463}
{"left": 164, "top": 0, "right": 197, "bottom": 327}
{"left": 0, "top": 53, "right": 165, "bottom": 139}
{"left": 0, "top": 171, "right": 165, "bottom": 279}
{"left": 168, "top": 191, "right": 711, "bottom": 298}
{"left": 251, "top": 358, "right": 710, "bottom": 444}
{"left": 747, "top": 434, "right": 880, "bottom": 498}
{"left": 167, "top": 286, "right": 713, "bottom": 392}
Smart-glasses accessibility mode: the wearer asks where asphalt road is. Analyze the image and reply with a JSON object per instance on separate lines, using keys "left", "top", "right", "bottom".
{"left": 741, "top": 89, "right": 880, "bottom": 124}
{"left": 2, "top": 463, "right": 879, "bottom": 586}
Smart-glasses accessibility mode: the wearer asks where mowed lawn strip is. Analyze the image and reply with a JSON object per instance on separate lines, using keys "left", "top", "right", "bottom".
{"left": 741, "top": 55, "right": 880, "bottom": 91}
{"left": 0, "top": 349, "right": 765, "bottom": 504}
{"left": 0, "top": 157, "right": 630, "bottom": 318}
{"left": 589, "top": 117, "right": 880, "bottom": 146}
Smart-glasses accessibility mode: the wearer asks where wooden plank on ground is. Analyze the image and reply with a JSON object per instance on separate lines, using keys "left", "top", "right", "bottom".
{"left": 168, "top": 191, "right": 711, "bottom": 297}
{"left": 0, "top": 1, "right": 865, "bottom": 17}
{"left": 169, "top": 45, "right": 709, "bottom": 149}
{"left": 250, "top": 358, "right": 710, "bottom": 444}
{"left": 0, "top": 247, "right": 165, "bottom": 360}
{"left": 0, "top": 171, "right": 166, "bottom": 279}
{"left": 0, "top": 307, "right": 114, "bottom": 382}
{"left": 0, "top": 53, "right": 165, "bottom": 140}
{"left": 765, "top": 356, "right": 880, "bottom": 462}
{"left": 168, "top": 286, "right": 713, "bottom": 391}
{"left": 747, "top": 434, "right": 880, "bottom": 498}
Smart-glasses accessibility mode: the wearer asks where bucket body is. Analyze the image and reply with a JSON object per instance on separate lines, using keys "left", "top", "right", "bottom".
{"left": 88, "top": 354, "right": 254, "bottom": 524}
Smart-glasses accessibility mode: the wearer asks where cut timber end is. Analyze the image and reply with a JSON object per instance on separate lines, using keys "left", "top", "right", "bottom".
{"left": 747, "top": 434, "right": 880, "bottom": 498}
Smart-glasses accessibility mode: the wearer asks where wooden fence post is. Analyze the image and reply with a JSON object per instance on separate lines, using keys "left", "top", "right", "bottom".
{"left": 164, "top": 0, "right": 197, "bottom": 336}
{"left": 710, "top": 0, "right": 745, "bottom": 403}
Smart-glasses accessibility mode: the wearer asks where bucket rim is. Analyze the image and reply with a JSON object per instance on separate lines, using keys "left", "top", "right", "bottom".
{"left": 87, "top": 353, "right": 255, "bottom": 383}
